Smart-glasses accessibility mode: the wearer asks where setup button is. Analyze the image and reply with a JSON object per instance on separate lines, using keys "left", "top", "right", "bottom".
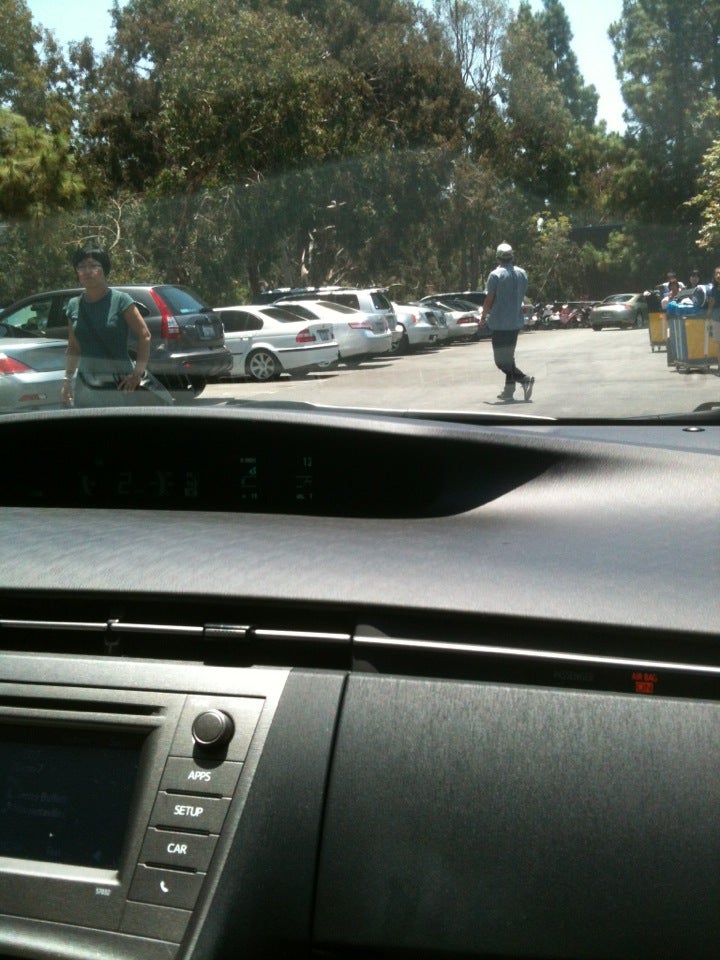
{"left": 151, "top": 793, "right": 231, "bottom": 833}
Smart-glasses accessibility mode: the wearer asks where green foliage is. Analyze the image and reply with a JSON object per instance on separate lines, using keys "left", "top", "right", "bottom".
{"left": 1, "top": 0, "right": 714, "bottom": 304}
{"left": 535, "top": 0, "right": 598, "bottom": 129}
{"left": 497, "top": 6, "right": 574, "bottom": 202}
{"left": 525, "top": 212, "right": 582, "bottom": 301}
{"left": 687, "top": 125, "right": 720, "bottom": 252}
{"left": 0, "top": 108, "right": 84, "bottom": 216}
{"left": 0, "top": 0, "right": 43, "bottom": 118}
{"left": 610, "top": 0, "right": 719, "bottom": 220}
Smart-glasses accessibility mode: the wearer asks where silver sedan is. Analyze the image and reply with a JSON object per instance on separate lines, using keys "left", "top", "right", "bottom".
{"left": 589, "top": 293, "right": 649, "bottom": 330}
{"left": 0, "top": 338, "right": 68, "bottom": 412}
{"left": 418, "top": 297, "right": 482, "bottom": 340}
{"left": 390, "top": 303, "right": 442, "bottom": 352}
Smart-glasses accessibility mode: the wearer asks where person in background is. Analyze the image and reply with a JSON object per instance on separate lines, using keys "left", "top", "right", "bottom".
{"left": 480, "top": 243, "right": 534, "bottom": 402}
{"left": 60, "top": 245, "right": 154, "bottom": 407}
{"left": 661, "top": 272, "right": 684, "bottom": 309}
{"left": 688, "top": 268, "right": 701, "bottom": 289}
{"left": 705, "top": 265, "right": 720, "bottom": 350}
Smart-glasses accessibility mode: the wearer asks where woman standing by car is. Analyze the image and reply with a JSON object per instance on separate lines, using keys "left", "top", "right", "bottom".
{"left": 60, "top": 245, "right": 163, "bottom": 407}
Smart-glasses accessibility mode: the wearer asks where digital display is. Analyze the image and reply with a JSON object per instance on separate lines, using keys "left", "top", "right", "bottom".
{"left": 0, "top": 726, "right": 144, "bottom": 870}
{"left": 72, "top": 451, "right": 318, "bottom": 510}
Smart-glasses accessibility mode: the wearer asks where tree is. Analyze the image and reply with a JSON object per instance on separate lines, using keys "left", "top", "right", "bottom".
{"left": 0, "top": 0, "right": 42, "bottom": 118}
{"left": 75, "top": 0, "right": 473, "bottom": 294}
{"left": 686, "top": 125, "right": 720, "bottom": 253}
{"left": 610, "top": 0, "right": 720, "bottom": 220}
{"left": 534, "top": 0, "right": 598, "bottom": 129}
{"left": 526, "top": 212, "right": 584, "bottom": 300}
{"left": 496, "top": 3, "right": 574, "bottom": 203}
{"left": 430, "top": 0, "right": 509, "bottom": 101}
{"left": 0, "top": 108, "right": 84, "bottom": 217}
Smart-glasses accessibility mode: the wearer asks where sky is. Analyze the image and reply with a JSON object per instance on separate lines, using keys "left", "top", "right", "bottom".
{"left": 26, "top": 0, "right": 627, "bottom": 131}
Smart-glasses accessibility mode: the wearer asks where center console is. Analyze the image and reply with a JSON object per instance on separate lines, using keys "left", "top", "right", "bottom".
{"left": 0, "top": 654, "right": 289, "bottom": 960}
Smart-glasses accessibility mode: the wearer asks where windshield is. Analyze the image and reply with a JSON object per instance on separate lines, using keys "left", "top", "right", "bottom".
{"left": 1, "top": 0, "right": 718, "bottom": 421}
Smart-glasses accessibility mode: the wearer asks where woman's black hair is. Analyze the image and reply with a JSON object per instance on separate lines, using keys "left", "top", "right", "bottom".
{"left": 71, "top": 245, "right": 111, "bottom": 276}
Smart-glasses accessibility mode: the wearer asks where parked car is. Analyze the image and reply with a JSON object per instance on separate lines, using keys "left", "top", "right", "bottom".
{"left": 0, "top": 337, "right": 67, "bottom": 412}
{"left": 213, "top": 304, "right": 337, "bottom": 381}
{"left": 424, "top": 291, "right": 537, "bottom": 330}
{"left": 275, "top": 287, "right": 398, "bottom": 345}
{"left": 0, "top": 285, "right": 233, "bottom": 396}
{"left": 418, "top": 296, "right": 482, "bottom": 340}
{"left": 278, "top": 299, "right": 393, "bottom": 362}
{"left": 390, "top": 303, "right": 441, "bottom": 353}
{"left": 424, "top": 290, "right": 487, "bottom": 307}
{"left": 589, "top": 293, "right": 649, "bottom": 330}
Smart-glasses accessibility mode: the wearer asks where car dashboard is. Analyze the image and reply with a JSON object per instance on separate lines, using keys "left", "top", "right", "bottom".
{"left": 0, "top": 406, "right": 718, "bottom": 960}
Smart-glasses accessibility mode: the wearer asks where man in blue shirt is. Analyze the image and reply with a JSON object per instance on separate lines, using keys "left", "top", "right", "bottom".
{"left": 480, "top": 244, "right": 534, "bottom": 401}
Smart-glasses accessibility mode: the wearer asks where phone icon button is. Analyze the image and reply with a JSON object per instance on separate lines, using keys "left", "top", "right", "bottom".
{"left": 129, "top": 865, "right": 204, "bottom": 910}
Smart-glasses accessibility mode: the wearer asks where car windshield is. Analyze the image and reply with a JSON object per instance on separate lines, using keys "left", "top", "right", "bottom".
{"left": 1, "top": 0, "right": 718, "bottom": 422}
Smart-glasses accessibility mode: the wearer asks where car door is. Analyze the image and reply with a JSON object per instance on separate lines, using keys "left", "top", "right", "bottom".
{"left": 217, "top": 310, "right": 262, "bottom": 373}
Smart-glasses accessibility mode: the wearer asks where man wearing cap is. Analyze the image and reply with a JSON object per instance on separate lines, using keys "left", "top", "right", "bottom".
{"left": 480, "top": 243, "right": 534, "bottom": 401}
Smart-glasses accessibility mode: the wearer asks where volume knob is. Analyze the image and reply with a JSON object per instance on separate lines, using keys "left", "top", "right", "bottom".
{"left": 192, "top": 709, "right": 235, "bottom": 748}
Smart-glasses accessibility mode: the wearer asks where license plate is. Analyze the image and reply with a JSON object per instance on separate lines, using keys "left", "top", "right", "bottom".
{"left": 318, "top": 329, "right": 331, "bottom": 341}
{"left": 198, "top": 323, "right": 216, "bottom": 339}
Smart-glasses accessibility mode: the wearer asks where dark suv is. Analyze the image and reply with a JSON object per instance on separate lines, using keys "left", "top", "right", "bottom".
{"left": 0, "top": 285, "right": 232, "bottom": 395}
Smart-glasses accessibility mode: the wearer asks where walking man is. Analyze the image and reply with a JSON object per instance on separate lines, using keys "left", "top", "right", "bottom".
{"left": 480, "top": 244, "right": 534, "bottom": 401}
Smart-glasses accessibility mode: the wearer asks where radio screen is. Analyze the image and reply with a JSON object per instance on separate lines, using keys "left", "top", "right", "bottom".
{"left": 0, "top": 725, "right": 144, "bottom": 870}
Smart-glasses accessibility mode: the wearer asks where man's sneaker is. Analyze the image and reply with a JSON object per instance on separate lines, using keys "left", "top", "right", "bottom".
{"left": 521, "top": 376, "right": 535, "bottom": 401}
{"left": 497, "top": 385, "right": 515, "bottom": 400}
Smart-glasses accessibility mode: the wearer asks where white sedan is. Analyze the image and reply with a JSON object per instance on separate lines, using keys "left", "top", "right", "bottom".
{"left": 390, "top": 303, "right": 442, "bottom": 352}
{"left": 214, "top": 304, "right": 338, "bottom": 381}
{"left": 419, "top": 297, "right": 482, "bottom": 340}
{"left": 277, "top": 300, "right": 393, "bottom": 363}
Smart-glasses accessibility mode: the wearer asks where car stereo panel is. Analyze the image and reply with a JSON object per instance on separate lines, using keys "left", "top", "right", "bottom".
{"left": 0, "top": 659, "right": 288, "bottom": 959}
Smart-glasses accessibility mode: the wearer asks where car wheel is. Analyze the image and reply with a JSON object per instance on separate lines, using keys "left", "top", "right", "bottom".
{"left": 592, "top": 324, "right": 602, "bottom": 331}
{"left": 635, "top": 313, "right": 644, "bottom": 328}
{"left": 246, "top": 349, "right": 281, "bottom": 382}
{"left": 188, "top": 376, "right": 206, "bottom": 396}
{"left": 391, "top": 326, "right": 409, "bottom": 354}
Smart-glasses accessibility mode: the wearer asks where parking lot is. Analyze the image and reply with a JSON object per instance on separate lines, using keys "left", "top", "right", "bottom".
{"left": 197, "top": 327, "right": 719, "bottom": 419}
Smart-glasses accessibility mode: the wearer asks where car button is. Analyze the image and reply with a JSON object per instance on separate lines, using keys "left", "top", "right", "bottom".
{"left": 141, "top": 828, "right": 217, "bottom": 872}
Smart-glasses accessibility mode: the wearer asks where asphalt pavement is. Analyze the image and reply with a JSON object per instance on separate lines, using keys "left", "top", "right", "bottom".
{"left": 199, "top": 327, "right": 720, "bottom": 420}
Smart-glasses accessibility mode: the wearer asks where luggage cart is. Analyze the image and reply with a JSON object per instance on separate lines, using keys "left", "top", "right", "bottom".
{"left": 667, "top": 303, "right": 719, "bottom": 372}
{"left": 646, "top": 291, "right": 666, "bottom": 351}
{"left": 648, "top": 311, "right": 667, "bottom": 351}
